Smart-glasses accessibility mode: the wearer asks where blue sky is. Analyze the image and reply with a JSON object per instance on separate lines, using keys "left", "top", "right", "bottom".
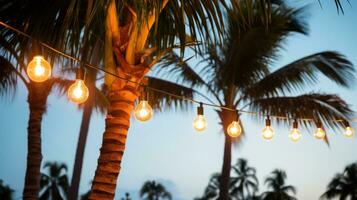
{"left": 0, "top": 1, "right": 357, "bottom": 200}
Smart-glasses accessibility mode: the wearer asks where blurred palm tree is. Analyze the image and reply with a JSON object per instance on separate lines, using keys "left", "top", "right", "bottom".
{"left": 0, "top": 179, "right": 14, "bottom": 200}
{"left": 195, "top": 173, "right": 237, "bottom": 200}
{"left": 0, "top": 2, "right": 107, "bottom": 199}
{"left": 40, "top": 162, "right": 69, "bottom": 200}
{"left": 320, "top": 162, "right": 357, "bottom": 200}
{"left": 157, "top": 0, "right": 354, "bottom": 199}
{"left": 261, "top": 170, "right": 296, "bottom": 200}
{"left": 140, "top": 181, "right": 172, "bottom": 200}
{"left": 121, "top": 192, "right": 132, "bottom": 200}
{"left": 231, "top": 159, "right": 259, "bottom": 199}
{"left": 0, "top": 43, "right": 72, "bottom": 199}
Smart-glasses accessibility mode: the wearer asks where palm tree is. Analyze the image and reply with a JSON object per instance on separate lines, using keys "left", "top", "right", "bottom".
{"left": 40, "top": 162, "right": 69, "bottom": 200}
{"left": 231, "top": 159, "right": 259, "bottom": 199}
{"left": 0, "top": 0, "right": 349, "bottom": 199}
{"left": 0, "top": 179, "right": 14, "bottom": 200}
{"left": 320, "top": 162, "right": 357, "bottom": 200}
{"left": 195, "top": 173, "right": 237, "bottom": 200}
{"left": 0, "top": 2, "right": 106, "bottom": 199}
{"left": 140, "top": 181, "right": 172, "bottom": 200}
{"left": 121, "top": 192, "right": 132, "bottom": 200}
{"left": 261, "top": 170, "right": 297, "bottom": 200}
{"left": 0, "top": 48, "right": 71, "bottom": 199}
{"left": 156, "top": 1, "right": 354, "bottom": 199}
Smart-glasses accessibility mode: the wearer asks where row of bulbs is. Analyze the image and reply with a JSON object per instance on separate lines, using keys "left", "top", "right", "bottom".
{"left": 133, "top": 98, "right": 355, "bottom": 142}
{"left": 27, "top": 56, "right": 355, "bottom": 141}
{"left": 191, "top": 104, "right": 355, "bottom": 141}
{"left": 27, "top": 56, "right": 89, "bottom": 103}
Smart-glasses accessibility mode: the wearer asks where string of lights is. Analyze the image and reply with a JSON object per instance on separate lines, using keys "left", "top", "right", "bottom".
{"left": 0, "top": 21, "right": 355, "bottom": 141}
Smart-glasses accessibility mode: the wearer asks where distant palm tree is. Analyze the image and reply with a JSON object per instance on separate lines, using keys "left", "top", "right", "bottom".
{"left": 261, "top": 170, "right": 297, "bottom": 200}
{"left": 195, "top": 173, "right": 236, "bottom": 200}
{"left": 140, "top": 181, "right": 172, "bottom": 200}
{"left": 320, "top": 162, "right": 357, "bottom": 200}
{"left": 157, "top": 0, "right": 354, "bottom": 199}
{"left": 40, "top": 162, "right": 69, "bottom": 200}
{"left": 231, "top": 159, "right": 259, "bottom": 199}
{"left": 0, "top": 179, "right": 14, "bottom": 200}
{"left": 121, "top": 192, "right": 132, "bottom": 200}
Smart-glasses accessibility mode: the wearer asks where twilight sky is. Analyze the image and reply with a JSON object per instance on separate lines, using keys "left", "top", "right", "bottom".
{"left": 0, "top": 1, "right": 357, "bottom": 200}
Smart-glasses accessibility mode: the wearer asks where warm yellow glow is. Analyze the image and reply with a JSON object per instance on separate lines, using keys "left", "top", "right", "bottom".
{"left": 262, "top": 126, "right": 274, "bottom": 140}
{"left": 314, "top": 128, "right": 326, "bottom": 139}
{"left": 67, "top": 79, "right": 89, "bottom": 104}
{"left": 227, "top": 121, "right": 242, "bottom": 138}
{"left": 344, "top": 126, "right": 354, "bottom": 138}
{"left": 27, "top": 56, "right": 51, "bottom": 82}
{"left": 134, "top": 100, "right": 153, "bottom": 122}
{"left": 193, "top": 115, "right": 207, "bottom": 132}
{"left": 289, "top": 128, "right": 302, "bottom": 142}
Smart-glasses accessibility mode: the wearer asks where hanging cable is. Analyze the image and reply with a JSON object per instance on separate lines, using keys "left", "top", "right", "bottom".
{"left": 0, "top": 21, "right": 354, "bottom": 126}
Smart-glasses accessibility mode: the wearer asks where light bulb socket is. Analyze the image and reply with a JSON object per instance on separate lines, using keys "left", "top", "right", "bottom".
{"left": 316, "top": 121, "right": 322, "bottom": 128}
{"left": 139, "top": 86, "right": 149, "bottom": 101}
{"left": 197, "top": 103, "right": 204, "bottom": 115}
{"left": 235, "top": 110, "right": 240, "bottom": 121}
{"left": 266, "top": 115, "right": 271, "bottom": 126}
{"left": 293, "top": 119, "right": 298, "bottom": 129}
{"left": 76, "top": 68, "right": 85, "bottom": 80}
{"left": 343, "top": 120, "right": 350, "bottom": 128}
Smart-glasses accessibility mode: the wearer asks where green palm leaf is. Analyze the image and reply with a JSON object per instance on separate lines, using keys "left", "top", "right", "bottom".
{"left": 249, "top": 93, "right": 353, "bottom": 129}
{"left": 146, "top": 76, "right": 195, "bottom": 111}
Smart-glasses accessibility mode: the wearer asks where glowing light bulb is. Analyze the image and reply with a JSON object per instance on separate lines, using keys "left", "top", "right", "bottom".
{"left": 289, "top": 120, "right": 301, "bottom": 142}
{"left": 262, "top": 126, "right": 274, "bottom": 140}
{"left": 314, "top": 128, "right": 326, "bottom": 139}
{"left": 134, "top": 100, "right": 153, "bottom": 122}
{"left": 227, "top": 121, "right": 242, "bottom": 138}
{"left": 193, "top": 115, "right": 207, "bottom": 132}
{"left": 68, "top": 79, "right": 89, "bottom": 104}
{"left": 262, "top": 116, "right": 274, "bottom": 140}
{"left": 27, "top": 56, "right": 51, "bottom": 82}
{"left": 313, "top": 121, "right": 326, "bottom": 140}
{"left": 193, "top": 103, "right": 207, "bottom": 132}
{"left": 344, "top": 126, "right": 354, "bottom": 138}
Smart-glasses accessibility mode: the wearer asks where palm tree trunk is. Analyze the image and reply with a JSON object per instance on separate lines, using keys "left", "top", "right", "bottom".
{"left": 219, "top": 135, "right": 232, "bottom": 200}
{"left": 23, "top": 83, "right": 48, "bottom": 199}
{"left": 69, "top": 100, "right": 93, "bottom": 200}
{"left": 89, "top": 81, "right": 138, "bottom": 200}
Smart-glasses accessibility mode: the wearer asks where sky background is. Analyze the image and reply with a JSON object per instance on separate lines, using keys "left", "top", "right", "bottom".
{"left": 0, "top": 1, "right": 357, "bottom": 200}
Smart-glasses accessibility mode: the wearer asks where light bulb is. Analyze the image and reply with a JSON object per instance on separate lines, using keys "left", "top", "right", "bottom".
{"left": 344, "top": 126, "right": 354, "bottom": 138}
{"left": 314, "top": 128, "right": 326, "bottom": 139}
{"left": 262, "top": 116, "right": 274, "bottom": 140}
{"left": 27, "top": 56, "right": 51, "bottom": 82}
{"left": 67, "top": 79, "right": 89, "bottom": 104}
{"left": 289, "top": 128, "right": 302, "bottom": 142}
{"left": 289, "top": 120, "right": 301, "bottom": 142}
{"left": 193, "top": 103, "right": 207, "bottom": 132}
{"left": 227, "top": 121, "right": 242, "bottom": 138}
{"left": 134, "top": 100, "right": 153, "bottom": 122}
{"left": 262, "top": 126, "right": 274, "bottom": 140}
{"left": 193, "top": 115, "right": 207, "bottom": 132}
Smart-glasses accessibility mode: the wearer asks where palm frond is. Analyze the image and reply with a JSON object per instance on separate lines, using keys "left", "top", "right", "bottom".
{"left": 0, "top": 55, "right": 18, "bottom": 97}
{"left": 244, "top": 51, "right": 355, "bottom": 98}
{"left": 213, "top": 0, "right": 308, "bottom": 89}
{"left": 154, "top": 51, "right": 209, "bottom": 88}
{"left": 249, "top": 93, "right": 353, "bottom": 130}
{"left": 146, "top": 76, "right": 196, "bottom": 111}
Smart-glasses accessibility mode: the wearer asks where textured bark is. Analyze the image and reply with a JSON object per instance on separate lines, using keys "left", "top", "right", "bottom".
{"left": 219, "top": 136, "right": 232, "bottom": 200}
{"left": 68, "top": 99, "right": 93, "bottom": 200}
{"left": 23, "top": 82, "right": 49, "bottom": 200}
{"left": 89, "top": 79, "right": 139, "bottom": 200}
{"left": 218, "top": 109, "right": 236, "bottom": 200}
